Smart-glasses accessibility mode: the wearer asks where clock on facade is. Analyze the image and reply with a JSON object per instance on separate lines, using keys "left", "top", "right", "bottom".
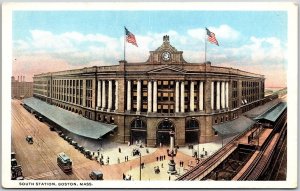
{"left": 162, "top": 51, "right": 171, "bottom": 61}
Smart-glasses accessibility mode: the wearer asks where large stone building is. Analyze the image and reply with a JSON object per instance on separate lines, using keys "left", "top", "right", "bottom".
{"left": 12, "top": 76, "right": 33, "bottom": 99}
{"left": 33, "top": 36, "right": 265, "bottom": 146}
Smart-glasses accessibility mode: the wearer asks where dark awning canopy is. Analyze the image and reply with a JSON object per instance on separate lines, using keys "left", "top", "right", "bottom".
{"left": 23, "top": 97, "right": 117, "bottom": 139}
{"left": 213, "top": 116, "right": 255, "bottom": 136}
{"left": 254, "top": 102, "right": 287, "bottom": 123}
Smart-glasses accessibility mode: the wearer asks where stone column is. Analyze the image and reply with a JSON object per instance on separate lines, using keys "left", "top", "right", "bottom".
{"left": 74, "top": 80, "right": 76, "bottom": 104}
{"left": 153, "top": 81, "right": 157, "bottom": 112}
{"left": 221, "top": 81, "right": 225, "bottom": 109}
{"left": 108, "top": 80, "right": 113, "bottom": 111}
{"left": 82, "top": 79, "right": 86, "bottom": 107}
{"left": 199, "top": 81, "right": 204, "bottom": 111}
{"left": 225, "top": 82, "right": 229, "bottom": 108}
{"left": 62, "top": 80, "right": 65, "bottom": 102}
{"left": 190, "top": 81, "right": 194, "bottom": 112}
{"left": 180, "top": 81, "right": 185, "bottom": 112}
{"left": 211, "top": 81, "right": 214, "bottom": 110}
{"left": 216, "top": 81, "right": 220, "bottom": 110}
{"left": 102, "top": 80, "right": 106, "bottom": 110}
{"left": 115, "top": 80, "right": 118, "bottom": 111}
{"left": 97, "top": 80, "right": 101, "bottom": 109}
{"left": 137, "top": 80, "right": 142, "bottom": 112}
{"left": 70, "top": 80, "right": 73, "bottom": 103}
{"left": 175, "top": 81, "right": 179, "bottom": 113}
{"left": 147, "top": 81, "right": 152, "bottom": 113}
{"left": 127, "top": 80, "right": 131, "bottom": 111}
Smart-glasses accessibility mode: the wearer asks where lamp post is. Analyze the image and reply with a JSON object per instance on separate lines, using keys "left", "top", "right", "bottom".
{"left": 139, "top": 153, "right": 141, "bottom": 181}
{"left": 167, "top": 129, "right": 177, "bottom": 174}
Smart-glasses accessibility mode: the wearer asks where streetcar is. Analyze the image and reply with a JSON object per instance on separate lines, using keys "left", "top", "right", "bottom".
{"left": 57, "top": 152, "right": 72, "bottom": 173}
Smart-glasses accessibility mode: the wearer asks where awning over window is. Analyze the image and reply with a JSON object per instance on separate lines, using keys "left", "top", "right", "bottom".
{"left": 23, "top": 97, "right": 117, "bottom": 139}
{"left": 213, "top": 116, "right": 255, "bottom": 136}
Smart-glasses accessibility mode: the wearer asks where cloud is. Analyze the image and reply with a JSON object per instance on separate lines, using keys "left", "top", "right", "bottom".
{"left": 209, "top": 24, "right": 240, "bottom": 40}
{"left": 12, "top": 25, "right": 286, "bottom": 87}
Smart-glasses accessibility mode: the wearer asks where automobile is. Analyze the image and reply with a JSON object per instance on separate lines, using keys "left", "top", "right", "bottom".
{"left": 78, "top": 146, "right": 84, "bottom": 153}
{"left": 49, "top": 126, "right": 55, "bottom": 131}
{"left": 26, "top": 136, "right": 33, "bottom": 144}
{"left": 38, "top": 116, "right": 43, "bottom": 122}
{"left": 66, "top": 137, "right": 73, "bottom": 143}
{"left": 84, "top": 150, "right": 93, "bottom": 159}
{"left": 64, "top": 135, "right": 69, "bottom": 141}
{"left": 11, "top": 159, "right": 17, "bottom": 167}
{"left": 132, "top": 148, "right": 140, "bottom": 156}
{"left": 59, "top": 133, "right": 65, "bottom": 138}
{"left": 89, "top": 171, "right": 103, "bottom": 180}
{"left": 11, "top": 152, "right": 16, "bottom": 159}
{"left": 71, "top": 141, "right": 78, "bottom": 148}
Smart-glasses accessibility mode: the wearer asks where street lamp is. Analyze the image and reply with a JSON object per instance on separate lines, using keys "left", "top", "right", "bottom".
{"left": 167, "top": 129, "right": 177, "bottom": 174}
{"left": 139, "top": 152, "right": 141, "bottom": 181}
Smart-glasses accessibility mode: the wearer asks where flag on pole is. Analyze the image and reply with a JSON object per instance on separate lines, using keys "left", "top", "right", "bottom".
{"left": 206, "top": 28, "right": 219, "bottom": 46}
{"left": 125, "top": 27, "right": 138, "bottom": 47}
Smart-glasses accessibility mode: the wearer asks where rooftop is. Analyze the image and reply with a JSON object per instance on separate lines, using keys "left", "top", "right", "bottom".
{"left": 23, "top": 97, "right": 116, "bottom": 139}
{"left": 254, "top": 102, "right": 287, "bottom": 123}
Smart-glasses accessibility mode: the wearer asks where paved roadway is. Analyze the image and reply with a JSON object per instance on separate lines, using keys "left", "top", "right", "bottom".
{"left": 11, "top": 99, "right": 194, "bottom": 180}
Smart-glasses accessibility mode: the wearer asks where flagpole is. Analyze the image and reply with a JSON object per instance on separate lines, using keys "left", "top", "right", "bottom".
{"left": 204, "top": 29, "right": 207, "bottom": 63}
{"left": 124, "top": 26, "right": 126, "bottom": 61}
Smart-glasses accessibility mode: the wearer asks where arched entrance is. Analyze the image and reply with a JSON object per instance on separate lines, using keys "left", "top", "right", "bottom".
{"left": 156, "top": 119, "right": 175, "bottom": 146}
{"left": 130, "top": 118, "right": 147, "bottom": 145}
{"left": 185, "top": 118, "right": 199, "bottom": 144}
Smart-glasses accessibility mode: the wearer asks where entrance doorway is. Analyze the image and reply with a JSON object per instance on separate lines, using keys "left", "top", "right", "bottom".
{"left": 130, "top": 118, "right": 147, "bottom": 145}
{"left": 185, "top": 119, "right": 200, "bottom": 144}
{"left": 156, "top": 119, "right": 175, "bottom": 146}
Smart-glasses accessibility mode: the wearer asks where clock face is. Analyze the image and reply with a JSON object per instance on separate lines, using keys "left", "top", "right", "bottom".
{"left": 162, "top": 51, "right": 171, "bottom": 61}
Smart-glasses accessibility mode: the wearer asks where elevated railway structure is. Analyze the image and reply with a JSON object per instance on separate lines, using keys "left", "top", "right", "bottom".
{"left": 176, "top": 101, "right": 287, "bottom": 181}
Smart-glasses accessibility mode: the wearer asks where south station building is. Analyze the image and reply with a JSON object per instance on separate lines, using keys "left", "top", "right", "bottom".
{"left": 32, "top": 36, "right": 265, "bottom": 147}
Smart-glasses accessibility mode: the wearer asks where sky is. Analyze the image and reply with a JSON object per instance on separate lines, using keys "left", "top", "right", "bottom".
{"left": 12, "top": 11, "right": 287, "bottom": 87}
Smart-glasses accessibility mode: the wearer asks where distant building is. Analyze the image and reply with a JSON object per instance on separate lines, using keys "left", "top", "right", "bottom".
{"left": 33, "top": 36, "right": 265, "bottom": 146}
{"left": 11, "top": 76, "right": 33, "bottom": 99}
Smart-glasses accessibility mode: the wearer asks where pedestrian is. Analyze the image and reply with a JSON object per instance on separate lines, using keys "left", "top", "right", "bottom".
{"left": 118, "top": 158, "right": 120, "bottom": 164}
{"left": 125, "top": 156, "right": 127, "bottom": 162}
{"left": 161, "top": 163, "right": 163, "bottom": 168}
{"left": 163, "top": 155, "right": 166, "bottom": 160}
{"left": 101, "top": 154, "right": 103, "bottom": 159}
{"left": 160, "top": 156, "right": 162, "bottom": 161}
{"left": 160, "top": 142, "right": 162, "bottom": 148}
{"left": 119, "top": 147, "right": 121, "bottom": 153}
{"left": 156, "top": 156, "right": 159, "bottom": 161}
{"left": 169, "top": 176, "right": 171, "bottom": 181}
{"left": 123, "top": 173, "right": 125, "bottom": 180}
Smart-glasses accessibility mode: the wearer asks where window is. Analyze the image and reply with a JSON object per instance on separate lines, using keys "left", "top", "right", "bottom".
{"left": 131, "top": 118, "right": 146, "bottom": 129}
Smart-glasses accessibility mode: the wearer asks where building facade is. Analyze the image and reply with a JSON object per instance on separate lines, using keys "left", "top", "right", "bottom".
{"left": 33, "top": 36, "right": 265, "bottom": 146}
{"left": 12, "top": 76, "right": 33, "bottom": 99}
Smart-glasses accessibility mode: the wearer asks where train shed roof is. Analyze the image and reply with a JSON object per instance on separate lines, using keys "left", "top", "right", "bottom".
{"left": 254, "top": 102, "right": 287, "bottom": 123}
{"left": 23, "top": 97, "right": 116, "bottom": 139}
{"left": 213, "top": 116, "right": 255, "bottom": 136}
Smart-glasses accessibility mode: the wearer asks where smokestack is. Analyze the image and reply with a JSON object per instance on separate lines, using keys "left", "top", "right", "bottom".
{"left": 23, "top": 76, "right": 25, "bottom": 82}
{"left": 18, "top": 76, "right": 19, "bottom": 82}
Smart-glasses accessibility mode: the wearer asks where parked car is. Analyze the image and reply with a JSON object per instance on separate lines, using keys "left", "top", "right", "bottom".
{"left": 84, "top": 150, "right": 93, "bottom": 159}
{"left": 26, "top": 136, "right": 33, "bottom": 144}
{"left": 132, "top": 148, "right": 140, "bottom": 156}
{"left": 78, "top": 146, "right": 84, "bottom": 153}
{"left": 71, "top": 141, "right": 78, "bottom": 148}
{"left": 89, "top": 171, "right": 103, "bottom": 180}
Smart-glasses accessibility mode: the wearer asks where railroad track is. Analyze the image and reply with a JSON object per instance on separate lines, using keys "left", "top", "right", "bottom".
{"left": 236, "top": 110, "right": 287, "bottom": 180}
{"left": 176, "top": 125, "right": 253, "bottom": 181}
{"left": 177, "top": 106, "right": 287, "bottom": 181}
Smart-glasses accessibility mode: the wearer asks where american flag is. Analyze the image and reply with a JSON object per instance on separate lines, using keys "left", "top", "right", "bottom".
{"left": 125, "top": 27, "right": 138, "bottom": 47}
{"left": 206, "top": 28, "right": 219, "bottom": 46}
